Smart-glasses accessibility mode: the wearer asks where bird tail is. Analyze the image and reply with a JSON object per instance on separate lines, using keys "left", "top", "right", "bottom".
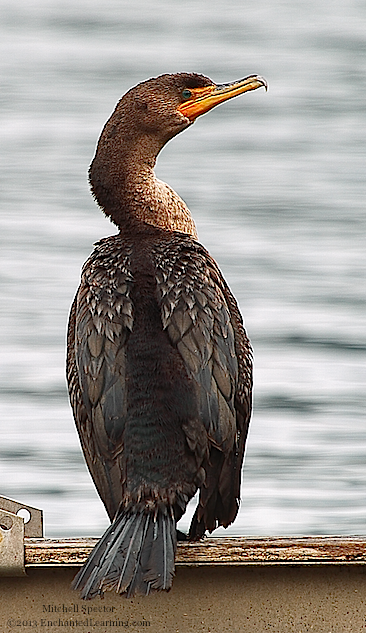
{"left": 72, "top": 508, "right": 177, "bottom": 599}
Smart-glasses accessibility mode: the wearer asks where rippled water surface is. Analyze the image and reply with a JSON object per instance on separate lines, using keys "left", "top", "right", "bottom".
{"left": 0, "top": 0, "right": 365, "bottom": 537}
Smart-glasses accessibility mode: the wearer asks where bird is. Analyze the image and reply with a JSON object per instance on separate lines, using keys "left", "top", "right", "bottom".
{"left": 67, "top": 72, "right": 267, "bottom": 599}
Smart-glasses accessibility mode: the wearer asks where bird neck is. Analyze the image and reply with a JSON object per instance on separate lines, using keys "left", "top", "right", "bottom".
{"left": 90, "top": 140, "right": 198, "bottom": 239}
{"left": 123, "top": 160, "right": 198, "bottom": 239}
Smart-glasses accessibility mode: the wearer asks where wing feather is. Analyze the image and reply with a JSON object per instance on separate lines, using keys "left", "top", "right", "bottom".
{"left": 154, "top": 235, "right": 252, "bottom": 536}
{"left": 67, "top": 237, "right": 134, "bottom": 520}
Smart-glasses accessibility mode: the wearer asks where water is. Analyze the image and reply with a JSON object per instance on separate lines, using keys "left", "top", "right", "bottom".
{"left": 0, "top": 0, "right": 365, "bottom": 537}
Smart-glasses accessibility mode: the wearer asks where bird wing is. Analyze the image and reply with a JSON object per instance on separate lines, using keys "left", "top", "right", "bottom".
{"left": 66, "top": 237, "right": 134, "bottom": 520}
{"left": 154, "top": 236, "right": 253, "bottom": 535}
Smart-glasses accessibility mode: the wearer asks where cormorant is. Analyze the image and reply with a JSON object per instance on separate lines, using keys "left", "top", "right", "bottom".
{"left": 67, "top": 72, "right": 267, "bottom": 599}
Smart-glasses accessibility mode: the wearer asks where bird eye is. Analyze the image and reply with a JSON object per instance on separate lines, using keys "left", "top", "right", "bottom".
{"left": 182, "top": 89, "right": 192, "bottom": 100}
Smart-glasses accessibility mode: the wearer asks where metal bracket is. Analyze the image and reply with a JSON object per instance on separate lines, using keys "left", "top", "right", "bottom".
{"left": 0, "top": 496, "right": 43, "bottom": 576}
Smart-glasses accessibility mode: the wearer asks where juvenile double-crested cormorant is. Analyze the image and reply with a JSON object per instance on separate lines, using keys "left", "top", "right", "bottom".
{"left": 67, "top": 72, "right": 267, "bottom": 599}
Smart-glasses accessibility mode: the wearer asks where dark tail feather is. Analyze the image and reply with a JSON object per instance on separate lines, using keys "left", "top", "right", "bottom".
{"left": 72, "top": 509, "right": 177, "bottom": 599}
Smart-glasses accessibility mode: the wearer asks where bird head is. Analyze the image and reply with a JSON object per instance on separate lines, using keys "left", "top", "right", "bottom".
{"left": 98, "top": 72, "right": 267, "bottom": 149}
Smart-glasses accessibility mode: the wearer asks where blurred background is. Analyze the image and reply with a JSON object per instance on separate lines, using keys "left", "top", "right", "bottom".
{"left": 0, "top": 0, "right": 365, "bottom": 537}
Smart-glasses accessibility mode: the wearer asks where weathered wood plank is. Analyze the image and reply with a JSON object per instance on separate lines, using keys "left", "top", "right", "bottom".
{"left": 24, "top": 536, "right": 366, "bottom": 566}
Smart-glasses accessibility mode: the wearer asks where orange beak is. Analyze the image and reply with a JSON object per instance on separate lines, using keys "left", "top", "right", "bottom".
{"left": 177, "top": 75, "right": 267, "bottom": 122}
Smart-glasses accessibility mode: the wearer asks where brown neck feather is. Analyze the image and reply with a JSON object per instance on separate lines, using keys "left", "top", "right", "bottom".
{"left": 89, "top": 106, "right": 197, "bottom": 239}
